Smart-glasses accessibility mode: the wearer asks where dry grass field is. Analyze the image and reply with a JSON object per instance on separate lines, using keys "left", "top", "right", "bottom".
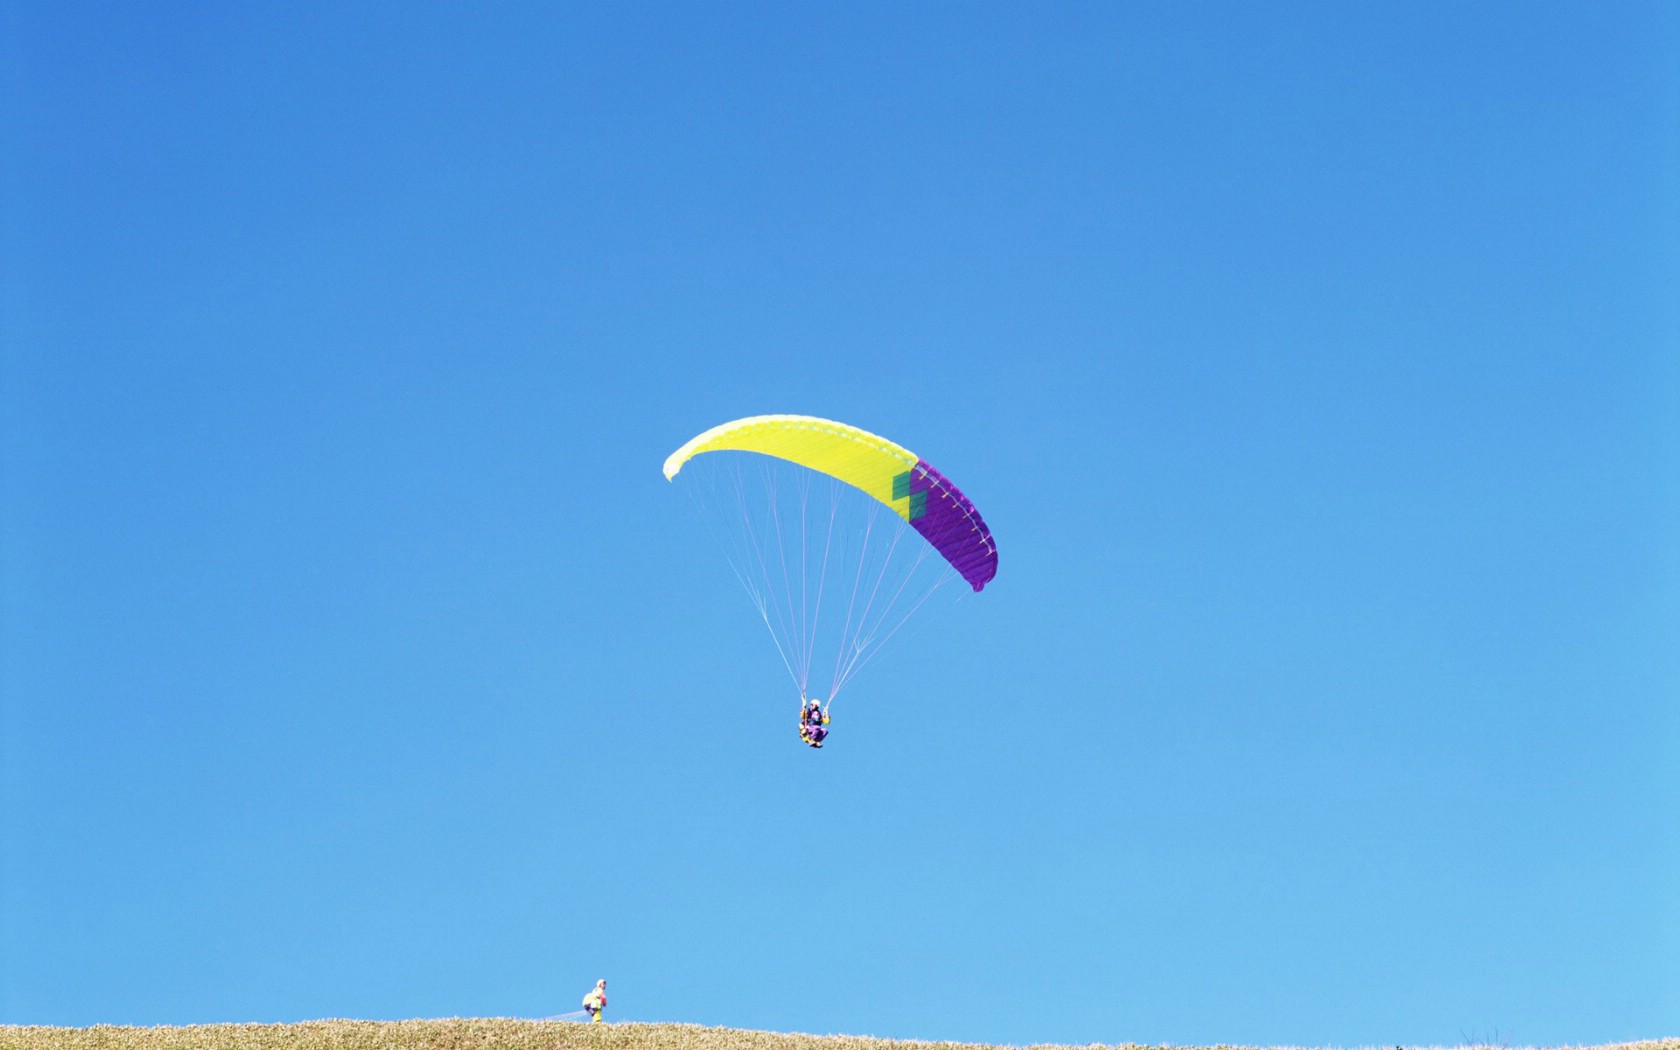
{"left": 0, "top": 1021, "right": 1674, "bottom": 1050}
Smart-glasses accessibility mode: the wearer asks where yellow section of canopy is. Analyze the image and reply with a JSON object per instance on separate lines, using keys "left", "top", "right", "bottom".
{"left": 663, "top": 415, "right": 920, "bottom": 519}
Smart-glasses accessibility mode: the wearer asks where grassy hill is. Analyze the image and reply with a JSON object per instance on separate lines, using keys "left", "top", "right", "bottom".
{"left": 1, "top": 1021, "right": 1675, "bottom": 1050}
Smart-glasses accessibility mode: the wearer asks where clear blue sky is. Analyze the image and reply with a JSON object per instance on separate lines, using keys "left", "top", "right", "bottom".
{"left": 3, "top": 3, "right": 1677, "bottom": 1046}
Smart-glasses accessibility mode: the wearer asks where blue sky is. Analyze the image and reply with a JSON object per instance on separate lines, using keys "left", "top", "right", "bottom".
{"left": 2, "top": 3, "right": 1677, "bottom": 1046}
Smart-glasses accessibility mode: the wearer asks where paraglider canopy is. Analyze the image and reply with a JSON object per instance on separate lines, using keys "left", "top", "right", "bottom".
{"left": 665, "top": 414, "right": 997, "bottom": 707}
{"left": 664, "top": 414, "right": 997, "bottom": 591}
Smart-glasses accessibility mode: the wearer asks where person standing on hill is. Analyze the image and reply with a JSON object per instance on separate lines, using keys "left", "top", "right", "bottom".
{"left": 582, "top": 979, "right": 607, "bottom": 1023}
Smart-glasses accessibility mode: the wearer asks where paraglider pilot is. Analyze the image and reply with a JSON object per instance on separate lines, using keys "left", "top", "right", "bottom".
{"left": 799, "top": 695, "right": 829, "bottom": 748}
{"left": 582, "top": 979, "right": 606, "bottom": 1023}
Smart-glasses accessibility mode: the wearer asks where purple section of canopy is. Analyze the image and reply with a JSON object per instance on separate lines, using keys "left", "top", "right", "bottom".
{"left": 907, "top": 458, "right": 998, "bottom": 592}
